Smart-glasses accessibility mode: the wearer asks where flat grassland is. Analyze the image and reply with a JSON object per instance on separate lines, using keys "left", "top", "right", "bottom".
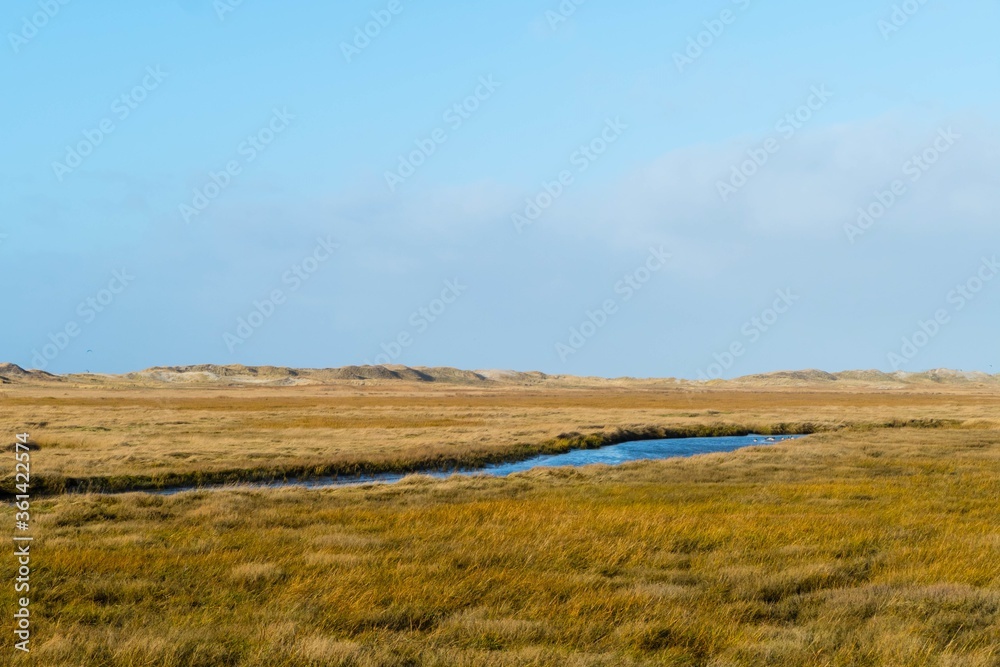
{"left": 1, "top": 379, "right": 999, "bottom": 665}
{"left": 2, "top": 381, "right": 996, "bottom": 492}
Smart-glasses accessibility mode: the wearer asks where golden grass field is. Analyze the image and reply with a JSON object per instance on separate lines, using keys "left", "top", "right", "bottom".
{"left": 3, "top": 378, "right": 998, "bottom": 492}
{"left": 2, "top": 375, "right": 1000, "bottom": 665}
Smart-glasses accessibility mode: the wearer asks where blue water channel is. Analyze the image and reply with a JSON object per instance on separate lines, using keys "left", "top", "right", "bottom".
{"left": 159, "top": 433, "right": 801, "bottom": 495}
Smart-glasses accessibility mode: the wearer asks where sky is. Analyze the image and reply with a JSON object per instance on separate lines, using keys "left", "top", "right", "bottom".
{"left": 2, "top": 0, "right": 999, "bottom": 379}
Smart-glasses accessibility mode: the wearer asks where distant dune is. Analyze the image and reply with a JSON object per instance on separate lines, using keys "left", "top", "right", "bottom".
{"left": 2, "top": 362, "right": 999, "bottom": 389}
{"left": 0, "top": 362, "right": 59, "bottom": 384}
{"left": 730, "top": 368, "right": 1000, "bottom": 387}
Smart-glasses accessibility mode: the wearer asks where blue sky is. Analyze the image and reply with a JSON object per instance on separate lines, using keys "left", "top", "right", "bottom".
{"left": 2, "top": 0, "right": 999, "bottom": 378}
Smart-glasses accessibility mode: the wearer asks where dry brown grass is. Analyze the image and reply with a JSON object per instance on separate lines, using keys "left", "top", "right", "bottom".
{"left": 1, "top": 381, "right": 999, "bottom": 664}
{"left": 1, "top": 426, "right": 998, "bottom": 665}
{"left": 4, "top": 381, "right": 1000, "bottom": 492}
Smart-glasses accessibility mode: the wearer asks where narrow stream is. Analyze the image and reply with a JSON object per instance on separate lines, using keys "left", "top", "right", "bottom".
{"left": 158, "top": 434, "right": 801, "bottom": 495}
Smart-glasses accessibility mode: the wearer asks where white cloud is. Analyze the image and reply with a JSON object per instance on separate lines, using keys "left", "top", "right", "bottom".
{"left": 541, "top": 113, "right": 1000, "bottom": 244}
